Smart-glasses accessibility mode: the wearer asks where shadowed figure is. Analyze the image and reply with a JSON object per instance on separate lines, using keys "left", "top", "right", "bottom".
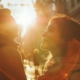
{"left": 0, "top": 8, "right": 27, "bottom": 80}
{"left": 38, "top": 14, "right": 80, "bottom": 80}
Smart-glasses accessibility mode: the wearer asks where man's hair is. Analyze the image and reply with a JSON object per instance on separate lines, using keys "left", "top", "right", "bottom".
{"left": 0, "top": 8, "right": 17, "bottom": 25}
{"left": 0, "top": 8, "right": 18, "bottom": 36}
{"left": 49, "top": 14, "right": 80, "bottom": 41}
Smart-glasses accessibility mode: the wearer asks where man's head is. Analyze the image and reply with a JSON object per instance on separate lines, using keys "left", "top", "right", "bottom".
{"left": 0, "top": 8, "right": 19, "bottom": 40}
{"left": 41, "top": 14, "right": 80, "bottom": 53}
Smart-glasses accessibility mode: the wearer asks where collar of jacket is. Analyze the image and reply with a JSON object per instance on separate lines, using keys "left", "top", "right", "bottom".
{"left": 39, "top": 39, "right": 80, "bottom": 80}
{"left": 63, "top": 39, "right": 80, "bottom": 73}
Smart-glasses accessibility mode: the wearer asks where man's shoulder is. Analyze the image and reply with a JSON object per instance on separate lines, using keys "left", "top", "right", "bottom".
{"left": 0, "top": 46, "right": 17, "bottom": 52}
{"left": 0, "top": 46, "right": 21, "bottom": 57}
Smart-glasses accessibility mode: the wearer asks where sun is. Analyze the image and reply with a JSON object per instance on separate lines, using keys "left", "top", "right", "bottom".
{"left": 17, "top": 12, "right": 35, "bottom": 26}
{"left": 12, "top": 0, "right": 37, "bottom": 38}
{"left": 16, "top": 10, "right": 36, "bottom": 37}
{"left": 17, "top": 12, "right": 36, "bottom": 37}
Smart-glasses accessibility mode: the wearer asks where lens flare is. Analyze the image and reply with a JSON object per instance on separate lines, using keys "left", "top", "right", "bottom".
{"left": 16, "top": 11, "right": 36, "bottom": 37}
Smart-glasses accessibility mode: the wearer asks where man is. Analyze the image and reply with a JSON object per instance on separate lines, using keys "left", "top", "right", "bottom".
{"left": 38, "top": 14, "right": 80, "bottom": 80}
{"left": 0, "top": 8, "right": 27, "bottom": 80}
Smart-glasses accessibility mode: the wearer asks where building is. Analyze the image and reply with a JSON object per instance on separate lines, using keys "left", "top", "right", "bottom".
{"left": 55, "top": 0, "right": 67, "bottom": 14}
{"left": 46, "top": 0, "right": 80, "bottom": 22}
{"left": 66, "top": 0, "right": 80, "bottom": 22}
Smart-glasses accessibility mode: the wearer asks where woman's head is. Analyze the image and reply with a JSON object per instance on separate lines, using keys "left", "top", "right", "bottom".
{"left": 41, "top": 14, "right": 80, "bottom": 52}
{"left": 49, "top": 14, "right": 80, "bottom": 41}
{"left": 41, "top": 14, "right": 80, "bottom": 73}
{"left": 0, "top": 8, "right": 19, "bottom": 40}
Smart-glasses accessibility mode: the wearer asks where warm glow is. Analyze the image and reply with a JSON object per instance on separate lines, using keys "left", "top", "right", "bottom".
{"left": 24, "top": 59, "right": 43, "bottom": 80}
{"left": 17, "top": 13, "right": 34, "bottom": 26}
{"left": 1, "top": 0, "right": 37, "bottom": 38}
{"left": 24, "top": 60, "right": 36, "bottom": 79}
{"left": 16, "top": 11, "right": 36, "bottom": 37}
{"left": 15, "top": 6, "right": 37, "bottom": 37}
{"left": 1, "top": 0, "right": 37, "bottom": 80}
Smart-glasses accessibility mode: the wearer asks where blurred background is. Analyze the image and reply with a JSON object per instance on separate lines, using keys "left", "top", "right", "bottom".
{"left": 0, "top": 0, "right": 80, "bottom": 80}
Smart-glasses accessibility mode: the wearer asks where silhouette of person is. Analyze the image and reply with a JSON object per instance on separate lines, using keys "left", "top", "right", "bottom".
{"left": 38, "top": 14, "right": 80, "bottom": 80}
{"left": 0, "top": 8, "right": 27, "bottom": 80}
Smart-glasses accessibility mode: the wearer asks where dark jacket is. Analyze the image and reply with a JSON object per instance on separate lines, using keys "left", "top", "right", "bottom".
{"left": 38, "top": 39, "right": 80, "bottom": 80}
{"left": 0, "top": 35, "right": 27, "bottom": 80}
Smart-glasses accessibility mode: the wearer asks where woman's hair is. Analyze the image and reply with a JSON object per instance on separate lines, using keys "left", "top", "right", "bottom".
{"left": 43, "top": 14, "right": 80, "bottom": 72}
{"left": 49, "top": 14, "right": 80, "bottom": 41}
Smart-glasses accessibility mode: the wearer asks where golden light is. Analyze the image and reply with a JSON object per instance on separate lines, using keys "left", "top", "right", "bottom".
{"left": 17, "top": 12, "right": 35, "bottom": 26}
{"left": 23, "top": 59, "right": 43, "bottom": 80}
{"left": 1, "top": 0, "right": 37, "bottom": 38}
{"left": 16, "top": 9, "right": 37, "bottom": 37}
{"left": 1, "top": 0, "right": 37, "bottom": 80}
{"left": 23, "top": 59, "right": 36, "bottom": 79}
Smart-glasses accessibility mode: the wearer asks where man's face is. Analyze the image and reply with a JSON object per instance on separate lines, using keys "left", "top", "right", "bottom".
{"left": 41, "top": 21, "right": 66, "bottom": 52}
{"left": 4, "top": 22, "right": 19, "bottom": 39}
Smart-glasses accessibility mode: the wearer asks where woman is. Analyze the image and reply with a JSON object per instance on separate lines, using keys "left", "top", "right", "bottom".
{"left": 0, "top": 9, "right": 27, "bottom": 80}
{"left": 38, "top": 14, "right": 80, "bottom": 80}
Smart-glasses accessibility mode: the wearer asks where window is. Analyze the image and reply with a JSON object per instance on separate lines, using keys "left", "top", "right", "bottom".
{"left": 66, "top": 0, "right": 68, "bottom": 2}
{"left": 66, "top": 0, "right": 69, "bottom": 3}
{"left": 52, "top": 3, "right": 56, "bottom": 11}
{"left": 77, "top": 0, "right": 80, "bottom": 3}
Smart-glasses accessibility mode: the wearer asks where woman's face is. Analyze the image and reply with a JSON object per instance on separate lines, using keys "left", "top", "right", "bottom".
{"left": 41, "top": 21, "right": 66, "bottom": 52}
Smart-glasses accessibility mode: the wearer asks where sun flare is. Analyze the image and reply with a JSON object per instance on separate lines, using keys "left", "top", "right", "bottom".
{"left": 16, "top": 8, "right": 37, "bottom": 37}
{"left": 16, "top": 11, "right": 36, "bottom": 37}
{"left": 1, "top": 0, "right": 37, "bottom": 38}
{"left": 17, "top": 12, "right": 36, "bottom": 26}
